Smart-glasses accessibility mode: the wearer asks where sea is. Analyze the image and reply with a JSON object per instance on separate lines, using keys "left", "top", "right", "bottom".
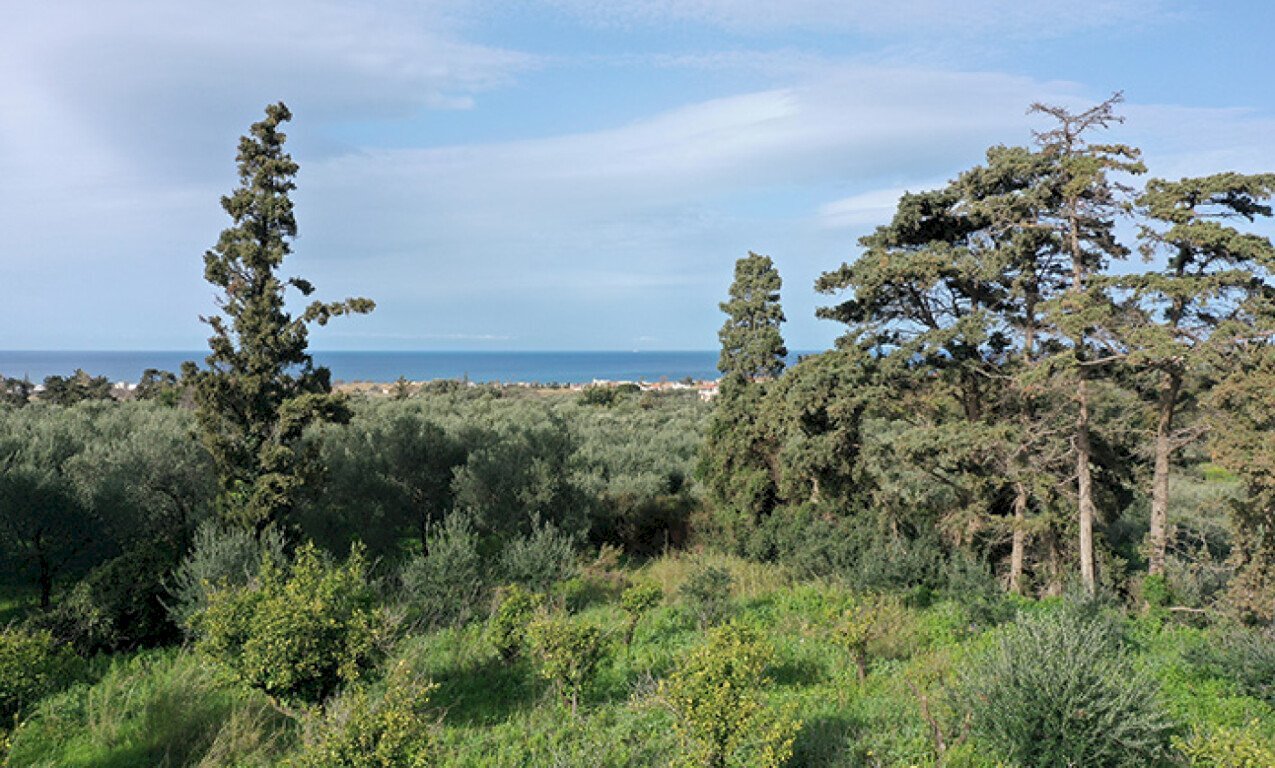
{"left": 0, "top": 350, "right": 739, "bottom": 385}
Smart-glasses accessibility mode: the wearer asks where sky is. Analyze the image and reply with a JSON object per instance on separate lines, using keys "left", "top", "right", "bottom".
{"left": 2, "top": 1, "right": 1273, "bottom": 352}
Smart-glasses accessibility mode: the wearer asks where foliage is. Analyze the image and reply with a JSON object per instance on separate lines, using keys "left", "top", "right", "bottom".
{"left": 192, "top": 543, "right": 385, "bottom": 706}
{"left": 717, "top": 252, "right": 787, "bottom": 382}
{"left": 620, "top": 582, "right": 662, "bottom": 646}
{"left": 659, "top": 622, "right": 800, "bottom": 768}
{"left": 497, "top": 518, "right": 579, "bottom": 594}
{"left": 679, "top": 564, "right": 734, "bottom": 629}
{"left": 28, "top": 542, "right": 179, "bottom": 653}
{"left": 399, "top": 513, "right": 488, "bottom": 630}
{"left": 1185, "top": 625, "right": 1275, "bottom": 706}
{"left": 288, "top": 660, "right": 436, "bottom": 768}
{"left": 525, "top": 613, "right": 606, "bottom": 714}
{"left": 167, "top": 520, "right": 287, "bottom": 632}
{"left": 182, "top": 102, "right": 374, "bottom": 533}
{"left": 1174, "top": 722, "right": 1275, "bottom": 768}
{"left": 41, "top": 369, "right": 112, "bottom": 406}
{"left": 959, "top": 607, "right": 1176, "bottom": 767}
{"left": 4, "top": 649, "right": 291, "bottom": 768}
{"left": 0, "top": 628, "right": 78, "bottom": 725}
{"left": 834, "top": 593, "right": 912, "bottom": 681}
{"left": 487, "top": 584, "right": 543, "bottom": 663}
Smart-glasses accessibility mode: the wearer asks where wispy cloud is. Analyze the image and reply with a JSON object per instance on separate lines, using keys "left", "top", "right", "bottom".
{"left": 539, "top": 0, "right": 1171, "bottom": 37}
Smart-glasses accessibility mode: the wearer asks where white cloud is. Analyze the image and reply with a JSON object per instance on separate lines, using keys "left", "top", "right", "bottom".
{"left": 540, "top": 0, "right": 1170, "bottom": 37}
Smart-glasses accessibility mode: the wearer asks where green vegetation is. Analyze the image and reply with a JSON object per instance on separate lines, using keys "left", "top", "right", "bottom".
{"left": 3, "top": 95, "right": 1275, "bottom": 766}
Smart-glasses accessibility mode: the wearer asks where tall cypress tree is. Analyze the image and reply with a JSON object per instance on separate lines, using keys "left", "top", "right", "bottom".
{"left": 718, "top": 252, "right": 787, "bottom": 381}
{"left": 183, "top": 102, "right": 374, "bottom": 534}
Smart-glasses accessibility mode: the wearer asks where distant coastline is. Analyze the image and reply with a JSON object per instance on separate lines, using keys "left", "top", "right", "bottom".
{"left": 0, "top": 350, "right": 794, "bottom": 386}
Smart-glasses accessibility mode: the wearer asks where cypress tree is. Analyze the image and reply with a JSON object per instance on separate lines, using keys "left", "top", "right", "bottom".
{"left": 183, "top": 102, "right": 374, "bottom": 534}
{"left": 718, "top": 252, "right": 787, "bottom": 381}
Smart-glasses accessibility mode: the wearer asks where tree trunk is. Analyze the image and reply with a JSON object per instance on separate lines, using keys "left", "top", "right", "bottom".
{"left": 1009, "top": 482, "right": 1028, "bottom": 595}
{"left": 1076, "top": 377, "right": 1097, "bottom": 594}
{"left": 1045, "top": 529, "right": 1064, "bottom": 597}
{"left": 1148, "top": 372, "right": 1181, "bottom": 577}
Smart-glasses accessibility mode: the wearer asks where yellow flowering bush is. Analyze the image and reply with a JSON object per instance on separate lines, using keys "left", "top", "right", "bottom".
{"left": 525, "top": 613, "right": 606, "bottom": 715}
{"left": 192, "top": 543, "right": 386, "bottom": 707}
{"left": 659, "top": 622, "right": 800, "bottom": 768}
{"left": 288, "top": 660, "right": 436, "bottom": 768}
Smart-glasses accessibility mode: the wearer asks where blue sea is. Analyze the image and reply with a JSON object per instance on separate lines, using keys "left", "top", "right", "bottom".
{"left": 0, "top": 351, "right": 736, "bottom": 385}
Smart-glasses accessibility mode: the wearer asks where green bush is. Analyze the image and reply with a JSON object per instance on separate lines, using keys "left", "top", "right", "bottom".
{"left": 399, "top": 514, "right": 487, "bottom": 630}
{"left": 497, "top": 519, "right": 578, "bottom": 594}
{"left": 620, "top": 582, "right": 663, "bottom": 646}
{"left": 959, "top": 608, "right": 1176, "bottom": 767}
{"left": 0, "top": 627, "right": 77, "bottom": 725}
{"left": 525, "top": 613, "right": 606, "bottom": 715}
{"left": 487, "top": 584, "right": 543, "bottom": 663}
{"left": 288, "top": 659, "right": 435, "bottom": 768}
{"left": 679, "top": 564, "right": 734, "bottom": 629}
{"left": 192, "top": 543, "right": 386, "bottom": 707}
{"left": 1186, "top": 625, "right": 1275, "bottom": 706}
{"left": 660, "top": 622, "right": 800, "bottom": 768}
{"left": 28, "top": 543, "right": 180, "bottom": 654}
{"left": 1174, "top": 722, "right": 1275, "bottom": 767}
{"left": 167, "top": 521, "right": 286, "bottom": 632}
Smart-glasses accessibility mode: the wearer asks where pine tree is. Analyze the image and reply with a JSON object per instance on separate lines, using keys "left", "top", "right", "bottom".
{"left": 1029, "top": 94, "right": 1145, "bottom": 593}
{"left": 1124, "top": 173, "right": 1275, "bottom": 577}
{"left": 718, "top": 252, "right": 787, "bottom": 381}
{"left": 182, "top": 102, "right": 374, "bottom": 534}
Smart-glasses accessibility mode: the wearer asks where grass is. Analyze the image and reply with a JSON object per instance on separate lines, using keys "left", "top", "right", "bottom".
{"left": 5, "top": 552, "right": 1273, "bottom": 767}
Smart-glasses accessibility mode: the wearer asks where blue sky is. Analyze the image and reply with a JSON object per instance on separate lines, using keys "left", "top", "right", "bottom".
{"left": 2, "top": 0, "right": 1272, "bottom": 351}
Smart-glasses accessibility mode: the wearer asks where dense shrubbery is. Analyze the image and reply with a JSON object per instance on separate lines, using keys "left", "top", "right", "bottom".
{"left": 192, "top": 544, "right": 386, "bottom": 707}
{"left": 525, "top": 613, "right": 606, "bottom": 714}
{"left": 399, "top": 514, "right": 487, "bottom": 630}
{"left": 167, "top": 521, "right": 288, "bottom": 631}
{"left": 0, "top": 627, "right": 78, "bottom": 725}
{"left": 289, "top": 660, "right": 436, "bottom": 768}
{"left": 660, "top": 622, "right": 800, "bottom": 768}
{"left": 959, "top": 608, "right": 1176, "bottom": 767}
{"left": 679, "top": 564, "right": 734, "bottom": 629}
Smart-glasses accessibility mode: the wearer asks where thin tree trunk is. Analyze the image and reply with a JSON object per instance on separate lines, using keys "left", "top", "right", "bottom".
{"left": 1009, "top": 482, "right": 1028, "bottom": 595}
{"left": 1148, "top": 372, "right": 1181, "bottom": 577}
{"left": 1045, "top": 529, "right": 1064, "bottom": 597}
{"left": 1076, "top": 377, "right": 1097, "bottom": 594}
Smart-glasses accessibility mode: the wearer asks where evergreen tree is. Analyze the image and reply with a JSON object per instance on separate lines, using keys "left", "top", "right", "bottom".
{"left": 718, "top": 252, "right": 787, "bottom": 381}
{"left": 700, "top": 253, "right": 790, "bottom": 548}
{"left": 1029, "top": 94, "right": 1145, "bottom": 593}
{"left": 1123, "top": 173, "right": 1275, "bottom": 577}
{"left": 182, "top": 103, "right": 374, "bottom": 534}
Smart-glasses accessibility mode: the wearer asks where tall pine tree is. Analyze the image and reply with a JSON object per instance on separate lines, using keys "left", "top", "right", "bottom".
{"left": 718, "top": 252, "right": 787, "bottom": 381}
{"left": 183, "top": 103, "right": 374, "bottom": 534}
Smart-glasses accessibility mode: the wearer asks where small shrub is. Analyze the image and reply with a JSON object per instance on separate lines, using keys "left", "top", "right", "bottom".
{"left": 288, "top": 660, "right": 436, "bottom": 768}
{"left": 0, "top": 627, "right": 78, "bottom": 724}
{"left": 959, "top": 608, "right": 1175, "bottom": 767}
{"left": 400, "top": 514, "right": 487, "bottom": 630}
{"left": 192, "top": 543, "right": 386, "bottom": 707}
{"left": 497, "top": 520, "right": 579, "bottom": 595}
{"left": 487, "top": 584, "right": 543, "bottom": 663}
{"left": 168, "top": 521, "right": 286, "bottom": 632}
{"left": 525, "top": 613, "right": 606, "bottom": 715}
{"left": 1174, "top": 722, "right": 1275, "bottom": 767}
{"left": 660, "top": 622, "right": 800, "bottom": 768}
{"left": 680, "top": 564, "right": 734, "bottom": 629}
{"left": 834, "top": 593, "right": 912, "bottom": 681}
{"left": 620, "top": 582, "right": 663, "bottom": 646}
